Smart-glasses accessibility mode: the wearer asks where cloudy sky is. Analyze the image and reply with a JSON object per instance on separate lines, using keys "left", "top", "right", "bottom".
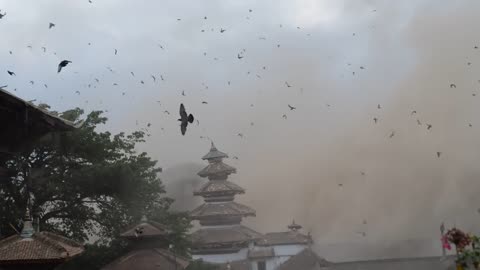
{"left": 2, "top": 0, "right": 480, "bottom": 261}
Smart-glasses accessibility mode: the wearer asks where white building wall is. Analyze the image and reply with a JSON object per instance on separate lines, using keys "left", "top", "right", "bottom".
{"left": 192, "top": 248, "right": 249, "bottom": 264}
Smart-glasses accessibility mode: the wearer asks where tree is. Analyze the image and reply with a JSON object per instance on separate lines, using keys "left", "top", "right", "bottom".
{"left": 0, "top": 108, "right": 173, "bottom": 243}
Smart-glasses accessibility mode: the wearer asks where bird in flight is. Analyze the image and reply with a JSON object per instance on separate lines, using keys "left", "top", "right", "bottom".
{"left": 450, "top": 83, "right": 456, "bottom": 88}
{"left": 285, "top": 81, "right": 292, "bottom": 88}
{"left": 0, "top": 10, "right": 6, "bottom": 19}
{"left": 377, "top": 104, "right": 381, "bottom": 109}
{"left": 288, "top": 104, "right": 296, "bottom": 110}
{"left": 58, "top": 60, "right": 71, "bottom": 73}
{"left": 237, "top": 133, "right": 244, "bottom": 138}
{"left": 283, "top": 114, "right": 287, "bottom": 119}
{"left": 220, "top": 28, "right": 226, "bottom": 33}
{"left": 389, "top": 131, "right": 395, "bottom": 138}
{"left": 182, "top": 90, "right": 186, "bottom": 96}
{"left": 373, "top": 117, "right": 378, "bottom": 124}
{"left": 164, "top": 110, "right": 170, "bottom": 115}
{"left": 411, "top": 110, "right": 417, "bottom": 115}
{"left": 237, "top": 53, "right": 243, "bottom": 59}
{"left": 426, "top": 124, "right": 432, "bottom": 130}
{"left": 75, "top": 90, "right": 80, "bottom": 95}
{"left": 151, "top": 75, "right": 156, "bottom": 82}
{"left": 7, "top": 70, "right": 15, "bottom": 76}
{"left": 114, "top": 49, "right": 117, "bottom": 55}
{"left": 178, "top": 104, "right": 194, "bottom": 135}
{"left": 417, "top": 119, "right": 422, "bottom": 125}
{"left": 49, "top": 22, "right": 55, "bottom": 29}
{"left": 140, "top": 80, "right": 144, "bottom": 84}
{"left": 437, "top": 152, "right": 442, "bottom": 158}
{"left": 29, "top": 81, "right": 34, "bottom": 85}
{"left": 202, "top": 101, "right": 208, "bottom": 104}
{"left": 131, "top": 71, "right": 135, "bottom": 77}
{"left": 41, "top": 47, "right": 46, "bottom": 53}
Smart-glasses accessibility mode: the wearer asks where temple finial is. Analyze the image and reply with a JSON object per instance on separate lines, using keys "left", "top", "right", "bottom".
{"left": 20, "top": 207, "right": 34, "bottom": 238}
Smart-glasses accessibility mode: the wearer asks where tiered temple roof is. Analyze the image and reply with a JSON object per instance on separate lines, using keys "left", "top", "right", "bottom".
{"left": 0, "top": 209, "right": 84, "bottom": 268}
{"left": 190, "top": 143, "right": 262, "bottom": 254}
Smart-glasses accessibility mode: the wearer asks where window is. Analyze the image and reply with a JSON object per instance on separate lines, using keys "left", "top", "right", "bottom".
{"left": 257, "top": 261, "right": 266, "bottom": 270}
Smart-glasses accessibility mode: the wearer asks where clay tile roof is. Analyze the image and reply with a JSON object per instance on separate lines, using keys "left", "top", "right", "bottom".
{"left": 202, "top": 142, "right": 229, "bottom": 160}
{"left": 120, "top": 219, "right": 170, "bottom": 239}
{"left": 191, "top": 225, "right": 263, "bottom": 246}
{"left": 197, "top": 161, "right": 236, "bottom": 178}
{"left": 101, "top": 248, "right": 189, "bottom": 270}
{"left": 0, "top": 231, "right": 84, "bottom": 264}
{"left": 277, "top": 248, "right": 331, "bottom": 270}
{"left": 248, "top": 247, "right": 275, "bottom": 259}
{"left": 0, "top": 87, "right": 81, "bottom": 131}
{"left": 256, "top": 231, "right": 312, "bottom": 246}
{"left": 190, "top": 202, "right": 256, "bottom": 219}
{"left": 194, "top": 180, "right": 245, "bottom": 196}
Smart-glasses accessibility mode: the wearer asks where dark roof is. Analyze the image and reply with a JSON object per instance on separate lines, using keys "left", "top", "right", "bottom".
{"left": 256, "top": 231, "right": 312, "bottom": 246}
{"left": 0, "top": 231, "right": 84, "bottom": 264}
{"left": 331, "top": 256, "right": 456, "bottom": 270}
{"left": 120, "top": 218, "right": 170, "bottom": 239}
{"left": 190, "top": 202, "right": 255, "bottom": 219}
{"left": 0, "top": 87, "right": 80, "bottom": 131}
{"left": 198, "top": 161, "right": 236, "bottom": 178}
{"left": 191, "top": 225, "right": 263, "bottom": 247}
{"left": 102, "top": 248, "right": 189, "bottom": 270}
{"left": 248, "top": 247, "right": 275, "bottom": 259}
{"left": 194, "top": 180, "right": 245, "bottom": 196}
{"left": 277, "top": 248, "right": 331, "bottom": 270}
{"left": 216, "top": 260, "right": 252, "bottom": 270}
{"left": 202, "top": 142, "right": 229, "bottom": 160}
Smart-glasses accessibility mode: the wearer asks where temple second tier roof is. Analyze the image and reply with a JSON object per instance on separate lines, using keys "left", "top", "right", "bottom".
{"left": 190, "top": 201, "right": 256, "bottom": 220}
{"left": 194, "top": 180, "right": 245, "bottom": 198}
{"left": 191, "top": 225, "right": 263, "bottom": 254}
{"left": 197, "top": 160, "right": 236, "bottom": 179}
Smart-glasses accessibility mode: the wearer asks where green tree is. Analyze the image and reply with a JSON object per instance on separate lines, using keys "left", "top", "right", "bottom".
{"left": 0, "top": 108, "right": 174, "bottom": 243}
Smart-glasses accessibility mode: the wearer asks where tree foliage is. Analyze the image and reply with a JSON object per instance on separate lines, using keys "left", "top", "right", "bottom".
{"left": 0, "top": 108, "right": 174, "bottom": 243}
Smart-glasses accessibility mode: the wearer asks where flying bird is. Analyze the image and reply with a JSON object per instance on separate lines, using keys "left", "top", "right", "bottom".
{"left": 9, "top": 51, "right": 12, "bottom": 54}
{"left": 29, "top": 81, "right": 34, "bottom": 85}
{"left": 469, "top": 123, "right": 473, "bottom": 127}
{"left": 0, "top": 11, "right": 6, "bottom": 19}
{"left": 182, "top": 90, "right": 185, "bottom": 96}
{"left": 450, "top": 83, "right": 456, "bottom": 88}
{"left": 285, "top": 81, "right": 292, "bottom": 88}
{"left": 237, "top": 54, "right": 243, "bottom": 59}
{"left": 427, "top": 124, "right": 432, "bottom": 130}
{"left": 373, "top": 117, "right": 378, "bottom": 124}
{"left": 75, "top": 90, "right": 80, "bottom": 95}
{"left": 27, "top": 45, "right": 32, "bottom": 49}
{"left": 288, "top": 104, "right": 296, "bottom": 110}
{"left": 164, "top": 110, "right": 170, "bottom": 115}
{"left": 41, "top": 47, "right": 46, "bottom": 52}
{"left": 44, "top": 84, "right": 48, "bottom": 88}
{"left": 131, "top": 71, "right": 135, "bottom": 77}
{"left": 178, "top": 104, "right": 194, "bottom": 135}
{"left": 160, "top": 75, "right": 164, "bottom": 81}
{"left": 233, "top": 156, "right": 239, "bottom": 160}
{"left": 114, "top": 49, "right": 117, "bottom": 55}
{"left": 377, "top": 104, "right": 381, "bottom": 109}
{"left": 237, "top": 133, "right": 244, "bottom": 138}
{"left": 282, "top": 114, "right": 287, "bottom": 119}
{"left": 411, "top": 110, "right": 417, "bottom": 115}
{"left": 140, "top": 80, "right": 144, "bottom": 84}
{"left": 202, "top": 101, "right": 208, "bottom": 104}
{"left": 417, "top": 119, "right": 422, "bottom": 125}
{"left": 220, "top": 28, "right": 226, "bottom": 33}
{"left": 389, "top": 131, "right": 395, "bottom": 138}
{"left": 57, "top": 60, "right": 71, "bottom": 73}
{"left": 7, "top": 70, "right": 15, "bottom": 76}
{"left": 437, "top": 152, "right": 442, "bottom": 158}
{"left": 49, "top": 22, "right": 55, "bottom": 29}
{"left": 151, "top": 75, "right": 156, "bottom": 82}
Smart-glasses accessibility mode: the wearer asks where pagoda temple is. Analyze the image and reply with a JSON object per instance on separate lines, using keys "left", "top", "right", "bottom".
{"left": 190, "top": 142, "right": 263, "bottom": 263}
{"left": 0, "top": 209, "right": 84, "bottom": 270}
{"left": 102, "top": 215, "right": 190, "bottom": 270}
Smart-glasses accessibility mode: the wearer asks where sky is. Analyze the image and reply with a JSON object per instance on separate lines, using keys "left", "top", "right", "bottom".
{"left": 2, "top": 0, "right": 480, "bottom": 262}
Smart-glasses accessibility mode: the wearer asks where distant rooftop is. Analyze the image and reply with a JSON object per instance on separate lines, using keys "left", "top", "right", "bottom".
{"left": 190, "top": 201, "right": 256, "bottom": 219}
{"left": 256, "top": 231, "right": 312, "bottom": 246}
{"left": 202, "top": 142, "right": 229, "bottom": 160}
{"left": 191, "top": 225, "right": 263, "bottom": 248}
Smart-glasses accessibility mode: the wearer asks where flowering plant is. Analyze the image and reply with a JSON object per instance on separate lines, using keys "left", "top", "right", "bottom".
{"left": 446, "top": 228, "right": 471, "bottom": 250}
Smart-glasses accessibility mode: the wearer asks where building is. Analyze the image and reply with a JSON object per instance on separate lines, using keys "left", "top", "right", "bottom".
{"left": 190, "top": 143, "right": 327, "bottom": 270}
{"left": 0, "top": 87, "right": 78, "bottom": 176}
{"left": 0, "top": 209, "right": 84, "bottom": 270}
{"left": 102, "top": 216, "right": 190, "bottom": 270}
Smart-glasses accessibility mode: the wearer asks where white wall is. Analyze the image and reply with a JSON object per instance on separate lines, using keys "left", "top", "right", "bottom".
{"left": 192, "top": 248, "right": 248, "bottom": 264}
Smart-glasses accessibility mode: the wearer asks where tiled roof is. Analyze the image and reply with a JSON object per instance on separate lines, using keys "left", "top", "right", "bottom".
{"left": 191, "top": 225, "right": 263, "bottom": 246}
{"left": 102, "top": 248, "right": 189, "bottom": 270}
{"left": 0, "top": 231, "right": 84, "bottom": 264}
{"left": 256, "top": 231, "right": 312, "bottom": 246}
{"left": 202, "top": 142, "right": 229, "bottom": 160}
{"left": 194, "top": 180, "right": 245, "bottom": 196}
{"left": 120, "top": 219, "right": 170, "bottom": 239}
{"left": 0, "top": 87, "right": 81, "bottom": 131}
{"left": 277, "top": 248, "right": 331, "bottom": 270}
{"left": 197, "top": 161, "right": 236, "bottom": 178}
{"left": 190, "top": 202, "right": 256, "bottom": 219}
{"left": 216, "top": 260, "right": 252, "bottom": 270}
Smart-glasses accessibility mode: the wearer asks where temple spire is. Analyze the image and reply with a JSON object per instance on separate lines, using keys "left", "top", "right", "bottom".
{"left": 288, "top": 219, "right": 302, "bottom": 232}
{"left": 20, "top": 207, "right": 35, "bottom": 238}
